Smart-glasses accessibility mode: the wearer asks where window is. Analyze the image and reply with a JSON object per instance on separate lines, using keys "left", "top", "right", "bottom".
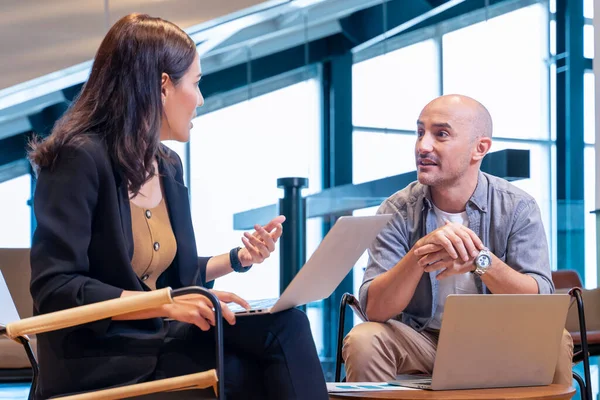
{"left": 584, "top": 71, "right": 596, "bottom": 288}
{"left": 352, "top": 130, "right": 417, "bottom": 184}
{"left": 584, "top": 146, "right": 596, "bottom": 288}
{"left": 584, "top": 0, "right": 594, "bottom": 19}
{"left": 585, "top": 72, "right": 595, "bottom": 145}
{"left": 443, "top": 4, "right": 549, "bottom": 140}
{"left": 190, "top": 79, "right": 322, "bottom": 298}
{"left": 550, "top": 20, "right": 556, "bottom": 56}
{"left": 584, "top": 24, "right": 594, "bottom": 59}
{"left": 353, "top": 40, "right": 439, "bottom": 130}
{"left": 0, "top": 175, "right": 31, "bottom": 247}
{"left": 189, "top": 78, "right": 324, "bottom": 350}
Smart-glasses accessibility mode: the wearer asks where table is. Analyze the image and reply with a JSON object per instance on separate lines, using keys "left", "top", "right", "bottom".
{"left": 329, "top": 384, "right": 575, "bottom": 400}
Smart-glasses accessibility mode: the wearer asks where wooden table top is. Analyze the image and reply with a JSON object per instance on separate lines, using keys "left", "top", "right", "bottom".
{"left": 329, "top": 384, "right": 575, "bottom": 400}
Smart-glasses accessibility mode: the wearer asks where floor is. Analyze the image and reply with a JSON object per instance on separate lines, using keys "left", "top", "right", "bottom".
{"left": 0, "top": 365, "right": 597, "bottom": 400}
{"left": 0, "top": 383, "right": 29, "bottom": 399}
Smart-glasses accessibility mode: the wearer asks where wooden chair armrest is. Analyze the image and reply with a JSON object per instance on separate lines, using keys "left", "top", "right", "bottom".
{"left": 54, "top": 369, "right": 218, "bottom": 400}
{"left": 5, "top": 288, "right": 173, "bottom": 339}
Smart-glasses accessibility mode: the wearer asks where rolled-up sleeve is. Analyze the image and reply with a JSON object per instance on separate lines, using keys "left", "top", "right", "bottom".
{"left": 506, "top": 199, "right": 554, "bottom": 294}
{"left": 359, "top": 200, "right": 409, "bottom": 312}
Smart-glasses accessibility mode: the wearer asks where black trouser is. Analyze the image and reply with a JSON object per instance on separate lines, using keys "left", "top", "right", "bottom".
{"left": 153, "top": 308, "right": 328, "bottom": 400}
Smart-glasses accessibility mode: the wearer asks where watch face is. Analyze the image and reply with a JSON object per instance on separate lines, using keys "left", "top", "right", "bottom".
{"left": 477, "top": 254, "right": 491, "bottom": 268}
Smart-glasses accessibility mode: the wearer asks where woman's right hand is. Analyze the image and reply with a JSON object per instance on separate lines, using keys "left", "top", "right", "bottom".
{"left": 162, "top": 290, "right": 250, "bottom": 331}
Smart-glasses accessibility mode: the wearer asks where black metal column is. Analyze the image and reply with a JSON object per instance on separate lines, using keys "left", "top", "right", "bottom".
{"left": 555, "top": 0, "right": 585, "bottom": 280}
{"left": 321, "top": 51, "right": 354, "bottom": 380}
{"left": 277, "top": 177, "right": 308, "bottom": 294}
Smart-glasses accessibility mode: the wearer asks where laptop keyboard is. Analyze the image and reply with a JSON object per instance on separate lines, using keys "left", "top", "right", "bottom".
{"left": 247, "top": 298, "right": 278, "bottom": 309}
{"left": 414, "top": 378, "right": 432, "bottom": 384}
{"left": 394, "top": 375, "right": 432, "bottom": 385}
{"left": 389, "top": 375, "right": 433, "bottom": 390}
{"left": 227, "top": 298, "right": 278, "bottom": 313}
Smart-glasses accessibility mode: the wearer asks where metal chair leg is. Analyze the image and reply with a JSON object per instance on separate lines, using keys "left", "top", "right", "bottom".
{"left": 572, "top": 371, "right": 588, "bottom": 400}
{"left": 335, "top": 293, "right": 352, "bottom": 382}
{"left": 14, "top": 336, "right": 38, "bottom": 400}
{"left": 572, "top": 288, "right": 593, "bottom": 400}
{"left": 172, "top": 287, "right": 225, "bottom": 400}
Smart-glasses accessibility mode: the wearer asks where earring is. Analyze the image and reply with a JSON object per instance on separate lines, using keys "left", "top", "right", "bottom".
{"left": 161, "top": 97, "right": 165, "bottom": 105}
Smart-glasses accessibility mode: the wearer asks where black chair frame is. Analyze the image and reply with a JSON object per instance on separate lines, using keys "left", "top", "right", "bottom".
{"left": 570, "top": 287, "right": 593, "bottom": 400}
{"left": 335, "top": 293, "right": 361, "bottom": 383}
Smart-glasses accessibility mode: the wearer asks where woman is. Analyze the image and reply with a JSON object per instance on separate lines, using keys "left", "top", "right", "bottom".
{"left": 28, "top": 13, "right": 328, "bottom": 400}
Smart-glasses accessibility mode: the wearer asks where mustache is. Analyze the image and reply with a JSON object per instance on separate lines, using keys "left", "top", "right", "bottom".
{"left": 416, "top": 154, "right": 440, "bottom": 163}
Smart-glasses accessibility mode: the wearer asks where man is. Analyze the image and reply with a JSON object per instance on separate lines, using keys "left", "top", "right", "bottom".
{"left": 342, "top": 94, "right": 573, "bottom": 385}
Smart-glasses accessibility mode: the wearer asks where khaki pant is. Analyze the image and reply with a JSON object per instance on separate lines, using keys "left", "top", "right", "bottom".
{"left": 342, "top": 320, "right": 574, "bottom": 385}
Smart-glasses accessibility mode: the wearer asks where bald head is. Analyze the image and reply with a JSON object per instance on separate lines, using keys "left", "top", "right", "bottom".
{"left": 415, "top": 94, "right": 493, "bottom": 189}
{"left": 421, "top": 94, "right": 493, "bottom": 139}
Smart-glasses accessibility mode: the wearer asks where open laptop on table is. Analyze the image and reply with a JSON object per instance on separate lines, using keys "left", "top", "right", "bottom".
{"left": 228, "top": 214, "right": 393, "bottom": 316}
{"left": 390, "top": 293, "right": 570, "bottom": 390}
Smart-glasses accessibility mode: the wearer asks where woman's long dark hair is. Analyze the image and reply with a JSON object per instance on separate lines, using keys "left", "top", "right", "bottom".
{"left": 29, "top": 13, "right": 197, "bottom": 196}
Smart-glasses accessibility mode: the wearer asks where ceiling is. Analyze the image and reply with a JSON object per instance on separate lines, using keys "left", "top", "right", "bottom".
{"left": 0, "top": 0, "right": 516, "bottom": 183}
{"left": 0, "top": 0, "right": 267, "bottom": 90}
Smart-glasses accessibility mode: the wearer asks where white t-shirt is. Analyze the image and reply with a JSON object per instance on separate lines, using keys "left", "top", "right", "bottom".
{"left": 428, "top": 204, "right": 479, "bottom": 330}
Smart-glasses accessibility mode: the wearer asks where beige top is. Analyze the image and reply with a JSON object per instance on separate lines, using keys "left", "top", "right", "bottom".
{"left": 130, "top": 197, "right": 177, "bottom": 290}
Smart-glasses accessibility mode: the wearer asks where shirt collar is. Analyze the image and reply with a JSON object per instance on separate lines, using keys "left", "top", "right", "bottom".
{"left": 469, "top": 171, "right": 488, "bottom": 212}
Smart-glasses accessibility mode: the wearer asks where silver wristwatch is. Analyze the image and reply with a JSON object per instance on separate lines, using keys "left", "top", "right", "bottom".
{"left": 472, "top": 248, "right": 492, "bottom": 276}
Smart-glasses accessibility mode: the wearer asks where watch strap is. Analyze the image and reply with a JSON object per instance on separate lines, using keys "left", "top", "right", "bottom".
{"left": 229, "top": 247, "right": 252, "bottom": 273}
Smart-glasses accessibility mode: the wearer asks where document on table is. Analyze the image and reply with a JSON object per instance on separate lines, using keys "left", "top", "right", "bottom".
{"left": 327, "top": 382, "right": 417, "bottom": 393}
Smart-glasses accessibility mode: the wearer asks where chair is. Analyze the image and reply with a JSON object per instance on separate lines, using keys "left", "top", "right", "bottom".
{"left": 552, "top": 270, "right": 584, "bottom": 291}
{"left": 334, "top": 286, "right": 593, "bottom": 400}
{"left": 0, "top": 274, "right": 226, "bottom": 400}
{"left": 552, "top": 270, "right": 600, "bottom": 400}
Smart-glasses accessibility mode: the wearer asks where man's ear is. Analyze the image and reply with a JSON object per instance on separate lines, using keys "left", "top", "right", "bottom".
{"left": 473, "top": 137, "right": 492, "bottom": 162}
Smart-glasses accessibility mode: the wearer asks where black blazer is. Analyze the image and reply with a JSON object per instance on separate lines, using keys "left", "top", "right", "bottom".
{"left": 30, "top": 134, "right": 211, "bottom": 399}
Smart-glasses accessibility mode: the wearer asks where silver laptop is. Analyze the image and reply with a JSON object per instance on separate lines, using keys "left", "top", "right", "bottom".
{"left": 390, "top": 293, "right": 570, "bottom": 390}
{"left": 0, "top": 270, "right": 22, "bottom": 327}
{"left": 229, "top": 214, "right": 392, "bottom": 316}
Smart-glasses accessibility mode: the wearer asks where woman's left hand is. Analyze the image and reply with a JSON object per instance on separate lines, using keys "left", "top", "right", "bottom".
{"left": 238, "top": 215, "right": 286, "bottom": 266}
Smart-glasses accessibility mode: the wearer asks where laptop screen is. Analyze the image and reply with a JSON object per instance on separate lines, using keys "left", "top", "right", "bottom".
{"left": 0, "top": 270, "right": 21, "bottom": 326}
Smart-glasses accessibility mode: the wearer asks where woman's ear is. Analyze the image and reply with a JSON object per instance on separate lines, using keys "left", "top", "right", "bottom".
{"left": 161, "top": 73, "right": 170, "bottom": 101}
{"left": 473, "top": 137, "right": 492, "bottom": 162}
